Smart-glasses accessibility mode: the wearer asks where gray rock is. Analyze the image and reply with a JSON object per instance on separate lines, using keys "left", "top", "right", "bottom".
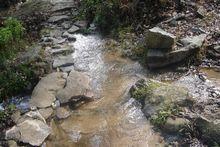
{"left": 145, "top": 27, "right": 176, "bottom": 50}
{"left": 68, "top": 25, "right": 80, "bottom": 34}
{"left": 48, "top": 15, "right": 69, "bottom": 23}
{"left": 62, "top": 31, "right": 76, "bottom": 41}
{"left": 56, "top": 70, "right": 92, "bottom": 104}
{"left": 51, "top": 0, "right": 75, "bottom": 12}
{"left": 24, "top": 110, "right": 46, "bottom": 123}
{"left": 195, "top": 117, "right": 220, "bottom": 144}
{"left": 147, "top": 47, "right": 196, "bottom": 68}
{"left": 74, "top": 20, "right": 87, "bottom": 29}
{"left": 39, "top": 108, "right": 54, "bottom": 120}
{"left": 179, "top": 34, "right": 207, "bottom": 48}
{"left": 53, "top": 55, "right": 75, "bottom": 68}
{"left": 5, "top": 126, "right": 21, "bottom": 141}
{"left": 162, "top": 117, "right": 189, "bottom": 133}
{"left": 61, "top": 21, "right": 72, "bottom": 29}
{"left": 11, "top": 111, "right": 21, "bottom": 124}
{"left": 196, "top": 6, "right": 207, "bottom": 18}
{"left": 29, "top": 72, "right": 66, "bottom": 108}
{"left": 6, "top": 120, "right": 51, "bottom": 146}
{"left": 60, "top": 65, "right": 75, "bottom": 72}
{"left": 49, "top": 46, "right": 74, "bottom": 55}
{"left": 130, "top": 79, "right": 193, "bottom": 118}
{"left": 147, "top": 34, "right": 206, "bottom": 68}
{"left": 55, "top": 107, "right": 70, "bottom": 119}
{"left": 7, "top": 140, "right": 17, "bottom": 147}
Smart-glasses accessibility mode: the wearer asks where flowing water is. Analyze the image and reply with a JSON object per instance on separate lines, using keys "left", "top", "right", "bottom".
{"left": 46, "top": 34, "right": 165, "bottom": 147}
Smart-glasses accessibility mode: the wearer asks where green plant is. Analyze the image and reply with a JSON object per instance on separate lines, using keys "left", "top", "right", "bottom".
{"left": 151, "top": 105, "right": 180, "bottom": 127}
{"left": 4, "top": 17, "right": 24, "bottom": 40}
{"left": 0, "top": 27, "right": 13, "bottom": 47}
{"left": 0, "top": 63, "right": 36, "bottom": 102}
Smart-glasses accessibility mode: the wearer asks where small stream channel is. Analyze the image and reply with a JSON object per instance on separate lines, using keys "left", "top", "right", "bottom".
{"left": 46, "top": 34, "right": 166, "bottom": 147}
{"left": 1, "top": 33, "right": 219, "bottom": 146}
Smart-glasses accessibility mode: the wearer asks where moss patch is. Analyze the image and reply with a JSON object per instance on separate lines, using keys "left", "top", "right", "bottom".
{"left": 150, "top": 104, "right": 180, "bottom": 127}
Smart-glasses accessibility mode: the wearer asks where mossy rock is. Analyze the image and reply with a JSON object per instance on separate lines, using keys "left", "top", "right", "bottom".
{"left": 130, "top": 79, "right": 194, "bottom": 127}
{"left": 195, "top": 117, "right": 220, "bottom": 145}
{"left": 162, "top": 117, "right": 189, "bottom": 134}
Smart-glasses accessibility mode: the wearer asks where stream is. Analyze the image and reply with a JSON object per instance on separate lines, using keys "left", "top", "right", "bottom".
{"left": 46, "top": 34, "right": 165, "bottom": 147}
{"left": 2, "top": 33, "right": 219, "bottom": 146}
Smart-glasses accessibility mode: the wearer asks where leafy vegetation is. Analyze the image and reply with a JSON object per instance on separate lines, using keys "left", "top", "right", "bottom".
{"left": 150, "top": 105, "right": 180, "bottom": 126}
{"left": 79, "top": 0, "right": 162, "bottom": 34}
{"left": 0, "top": 18, "right": 37, "bottom": 103}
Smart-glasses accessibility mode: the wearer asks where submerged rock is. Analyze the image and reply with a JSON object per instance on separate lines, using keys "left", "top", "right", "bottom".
{"left": 145, "top": 27, "right": 176, "bottom": 50}
{"left": 56, "top": 70, "right": 92, "bottom": 104}
{"left": 55, "top": 107, "right": 70, "bottom": 119}
{"left": 29, "top": 72, "right": 66, "bottom": 108}
{"left": 6, "top": 119, "right": 51, "bottom": 146}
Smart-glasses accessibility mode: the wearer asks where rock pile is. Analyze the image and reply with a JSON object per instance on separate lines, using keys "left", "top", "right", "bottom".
{"left": 146, "top": 27, "right": 206, "bottom": 68}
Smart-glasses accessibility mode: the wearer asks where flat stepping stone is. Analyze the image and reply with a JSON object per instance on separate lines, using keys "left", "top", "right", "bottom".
{"left": 49, "top": 46, "right": 74, "bottom": 55}
{"left": 68, "top": 25, "right": 80, "bottom": 34}
{"left": 56, "top": 70, "right": 93, "bottom": 104}
{"left": 29, "top": 72, "right": 66, "bottom": 108}
{"left": 74, "top": 20, "right": 87, "bottom": 28}
{"left": 53, "top": 55, "right": 74, "bottom": 68}
{"left": 48, "top": 15, "right": 70, "bottom": 23}
{"left": 6, "top": 119, "right": 51, "bottom": 146}
{"left": 60, "top": 65, "right": 74, "bottom": 72}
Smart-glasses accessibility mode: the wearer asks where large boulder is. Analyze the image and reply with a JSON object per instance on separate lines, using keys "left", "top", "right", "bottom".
{"left": 145, "top": 27, "right": 176, "bottom": 51}
{"left": 29, "top": 72, "right": 67, "bottom": 108}
{"left": 195, "top": 117, "right": 220, "bottom": 145}
{"left": 130, "top": 79, "right": 193, "bottom": 118}
{"left": 56, "top": 70, "right": 92, "bottom": 104}
{"left": 130, "top": 79, "right": 193, "bottom": 134}
{"left": 5, "top": 119, "right": 51, "bottom": 146}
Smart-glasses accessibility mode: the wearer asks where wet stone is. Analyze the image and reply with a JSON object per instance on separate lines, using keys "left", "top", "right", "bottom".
{"left": 29, "top": 72, "right": 66, "bottom": 108}
{"left": 56, "top": 70, "right": 92, "bottom": 104}
{"left": 5, "top": 119, "right": 51, "bottom": 146}
{"left": 53, "top": 55, "right": 75, "bottom": 68}
{"left": 39, "top": 107, "right": 54, "bottom": 120}
{"left": 49, "top": 46, "right": 74, "bottom": 56}
{"left": 56, "top": 107, "right": 71, "bottom": 119}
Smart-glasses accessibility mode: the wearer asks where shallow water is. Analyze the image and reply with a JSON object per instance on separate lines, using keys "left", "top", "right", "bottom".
{"left": 46, "top": 34, "right": 165, "bottom": 147}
